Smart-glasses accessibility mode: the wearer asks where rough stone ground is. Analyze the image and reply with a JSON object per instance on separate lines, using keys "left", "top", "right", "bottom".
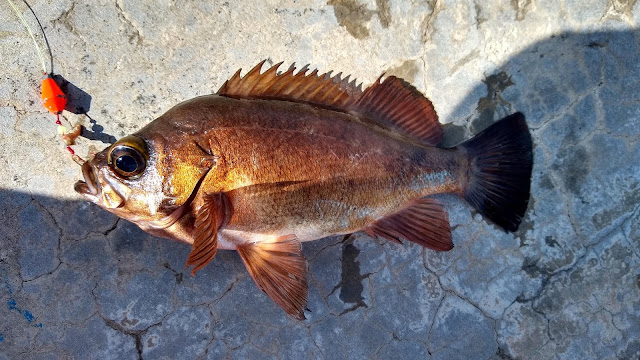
{"left": 0, "top": 0, "right": 639, "bottom": 359}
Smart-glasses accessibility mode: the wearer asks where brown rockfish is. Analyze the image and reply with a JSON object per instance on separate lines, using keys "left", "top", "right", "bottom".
{"left": 75, "top": 61, "right": 533, "bottom": 319}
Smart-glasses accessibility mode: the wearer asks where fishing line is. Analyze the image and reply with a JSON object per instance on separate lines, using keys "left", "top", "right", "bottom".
{"left": 6, "top": 0, "right": 47, "bottom": 74}
{"left": 6, "top": 0, "right": 85, "bottom": 165}
{"left": 21, "top": 0, "right": 54, "bottom": 75}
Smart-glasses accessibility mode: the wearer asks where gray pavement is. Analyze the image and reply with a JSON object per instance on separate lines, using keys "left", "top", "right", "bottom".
{"left": 1, "top": 0, "right": 639, "bottom": 359}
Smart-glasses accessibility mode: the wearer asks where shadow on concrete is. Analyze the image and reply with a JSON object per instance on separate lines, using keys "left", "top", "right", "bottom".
{"left": 1, "top": 28, "right": 639, "bottom": 359}
{"left": 51, "top": 75, "right": 117, "bottom": 145}
{"left": 52, "top": 74, "right": 92, "bottom": 115}
{"left": 81, "top": 112, "right": 118, "bottom": 145}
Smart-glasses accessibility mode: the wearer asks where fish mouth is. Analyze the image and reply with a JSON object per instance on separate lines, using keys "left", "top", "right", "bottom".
{"left": 74, "top": 161, "right": 100, "bottom": 199}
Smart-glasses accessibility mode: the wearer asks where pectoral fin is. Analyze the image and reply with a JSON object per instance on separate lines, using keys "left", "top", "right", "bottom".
{"left": 186, "top": 193, "right": 228, "bottom": 276}
{"left": 237, "top": 235, "right": 308, "bottom": 320}
{"left": 365, "top": 197, "right": 453, "bottom": 251}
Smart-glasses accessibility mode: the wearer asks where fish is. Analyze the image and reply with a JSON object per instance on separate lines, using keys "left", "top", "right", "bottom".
{"left": 74, "top": 61, "right": 533, "bottom": 319}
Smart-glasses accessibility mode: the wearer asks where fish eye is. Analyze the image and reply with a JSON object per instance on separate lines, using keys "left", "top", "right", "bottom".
{"left": 108, "top": 136, "right": 148, "bottom": 179}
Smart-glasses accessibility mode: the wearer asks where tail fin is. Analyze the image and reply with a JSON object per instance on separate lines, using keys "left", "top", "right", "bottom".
{"left": 460, "top": 112, "right": 533, "bottom": 232}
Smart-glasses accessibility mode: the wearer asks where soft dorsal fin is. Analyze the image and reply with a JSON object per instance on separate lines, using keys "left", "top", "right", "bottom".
{"left": 349, "top": 76, "right": 442, "bottom": 146}
{"left": 217, "top": 61, "right": 443, "bottom": 146}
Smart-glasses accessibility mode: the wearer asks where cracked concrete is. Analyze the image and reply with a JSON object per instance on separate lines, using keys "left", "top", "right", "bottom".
{"left": 1, "top": 0, "right": 639, "bottom": 359}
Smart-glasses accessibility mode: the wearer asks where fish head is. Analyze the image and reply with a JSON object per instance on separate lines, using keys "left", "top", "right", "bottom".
{"left": 74, "top": 134, "right": 169, "bottom": 225}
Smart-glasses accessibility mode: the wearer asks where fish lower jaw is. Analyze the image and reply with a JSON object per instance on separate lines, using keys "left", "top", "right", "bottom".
{"left": 74, "top": 180, "right": 99, "bottom": 202}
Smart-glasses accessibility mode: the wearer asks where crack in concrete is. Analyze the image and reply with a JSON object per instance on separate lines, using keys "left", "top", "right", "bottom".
{"left": 114, "top": 0, "right": 143, "bottom": 46}
{"left": 103, "top": 303, "right": 177, "bottom": 359}
{"left": 2, "top": 2, "right": 639, "bottom": 359}
{"left": 445, "top": 287, "right": 496, "bottom": 321}
{"left": 101, "top": 315, "right": 145, "bottom": 360}
{"left": 591, "top": 295, "right": 625, "bottom": 334}
{"left": 162, "top": 262, "right": 183, "bottom": 285}
{"left": 89, "top": 262, "right": 179, "bottom": 358}
{"left": 496, "top": 347, "right": 516, "bottom": 359}
{"left": 306, "top": 236, "right": 344, "bottom": 262}
{"left": 426, "top": 250, "right": 503, "bottom": 354}
{"left": 602, "top": 0, "right": 639, "bottom": 24}
{"left": 103, "top": 218, "right": 121, "bottom": 237}
{"left": 418, "top": 57, "right": 431, "bottom": 101}
{"left": 336, "top": 297, "right": 367, "bottom": 316}
{"left": 425, "top": 295, "right": 445, "bottom": 355}
{"left": 421, "top": 0, "right": 444, "bottom": 44}
{"left": 21, "top": 261, "right": 63, "bottom": 285}
{"left": 622, "top": 227, "right": 640, "bottom": 261}
{"left": 199, "top": 313, "right": 224, "bottom": 360}
{"left": 51, "top": 2, "right": 77, "bottom": 34}
{"left": 510, "top": 210, "right": 639, "bottom": 349}
{"left": 473, "top": 0, "right": 488, "bottom": 29}
{"left": 373, "top": 332, "right": 396, "bottom": 357}
{"left": 425, "top": 290, "right": 500, "bottom": 358}
{"left": 18, "top": 199, "right": 65, "bottom": 284}
{"left": 245, "top": 322, "right": 281, "bottom": 358}
{"left": 31, "top": 198, "right": 63, "bottom": 251}
{"left": 529, "top": 81, "right": 603, "bottom": 134}
{"left": 210, "top": 274, "right": 244, "bottom": 306}
{"left": 510, "top": 0, "right": 535, "bottom": 21}
{"left": 305, "top": 325, "right": 323, "bottom": 357}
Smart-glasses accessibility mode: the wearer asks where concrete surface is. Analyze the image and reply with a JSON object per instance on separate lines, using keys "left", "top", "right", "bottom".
{"left": 0, "top": 0, "right": 639, "bottom": 359}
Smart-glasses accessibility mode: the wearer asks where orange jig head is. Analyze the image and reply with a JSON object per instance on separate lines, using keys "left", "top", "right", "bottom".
{"left": 41, "top": 77, "right": 67, "bottom": 114}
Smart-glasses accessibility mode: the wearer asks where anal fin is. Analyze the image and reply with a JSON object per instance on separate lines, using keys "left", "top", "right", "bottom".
{"left": 365, "top": 198, "right": 453, "bottom": 251}
{"left": 237, "top": 235, "right": 308, "bottom": 320}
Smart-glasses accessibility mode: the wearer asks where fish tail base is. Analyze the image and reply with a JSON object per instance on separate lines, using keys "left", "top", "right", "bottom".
{"left": 460, "top": 112, "right": 533, "bottom": 232}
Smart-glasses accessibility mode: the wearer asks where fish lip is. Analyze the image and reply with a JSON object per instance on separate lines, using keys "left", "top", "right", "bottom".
{"left": 75, "top": 162, "right": 100, "bottom": 198}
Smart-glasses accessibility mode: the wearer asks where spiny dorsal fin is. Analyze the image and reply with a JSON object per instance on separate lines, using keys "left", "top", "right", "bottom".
{"left": 217, "top": 60, "right": 362, "bottom": 109}
{"left": 217, "top": 61, "right": 442, "bottom": 146}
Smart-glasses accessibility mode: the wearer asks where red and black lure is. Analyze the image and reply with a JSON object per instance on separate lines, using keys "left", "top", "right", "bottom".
{"left": 7, "top": 0, "right": 84, "bottom": 164}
